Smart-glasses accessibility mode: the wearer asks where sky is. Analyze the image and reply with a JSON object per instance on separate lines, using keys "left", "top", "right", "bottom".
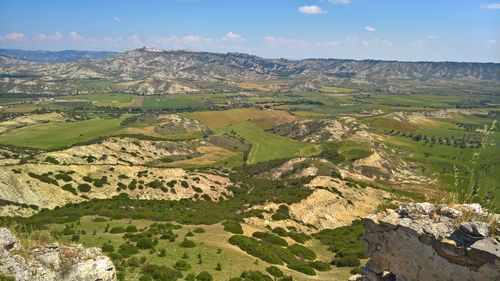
{"left": 0, "top": 0, "right": 499, "bottom": 62}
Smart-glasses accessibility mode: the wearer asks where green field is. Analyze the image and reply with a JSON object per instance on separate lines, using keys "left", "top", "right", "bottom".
{"left": 60, "top": 93, "right": 137, "bottom": 107}
{"left": 224, "top": 122, "right": 321, "bottom": 165}
{"left": 0, "top": 116, "right": 130, "bottom": 150}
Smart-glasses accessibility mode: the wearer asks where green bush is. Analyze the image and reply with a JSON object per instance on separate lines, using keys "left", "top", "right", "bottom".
{"left": 315, "top": 220, "right": 365, "bottom": 259}
{"left": 55, "top": 172, "right": 72, "bottom": 182}
{"left": 287, "top": 244, "right": 316, "bottom": 260}
{"left": 126, "top": 225, "right": 138, "bottom": 232}
{"left": 288, "top": 232, "right": 311, "bottom": 244}
{"left": 309, "top": 261, "right": 331, "bottom": 271}
{"left": 110, "top": 226, "right": 126, "bottom": 234}
{"left": 172, "top": 259, "right": 191, "bottom": 271}
{"left": 179, "top": 238, "right": 196, "bottom": 248}
{"left": 222, "top": 220, "right": 243, "bottom": 234}
{"left": 228, "top": 235, "right": 282, "bottom": 265}
{"left": 28, "top": 172, "right": 58, "bottom": 186}
{"left": 147, "top": 180, "right": 163, "bottom": 189}
{"left": 142, "top": 264, "right": 182, "bottom": 281}
{"left": 44, "top": 156, "right": 60, "bottom": 164}
{"left": 334, "top": 255, "right": 361, "bottom": 267}
{"left": 136, "top": 238, "right": 156, "bottom": 249}
{"left": 102, "top": 243, "right": 115, "bottom": 252}
{"left": 61, "top": 184, "right": 77, "bottom": 195}
{"left": 252, "top": 232, "right": 288, "bottom": 247}
{"left": 196, "top": 271, "right": 213, "bottom": 281}
{"left": 77, "top": 183, "right": 91, "bottom": 192}
{"left": 271, "top": 205, "right": 291, "bottom": 221}
{"left": 287, "top": 263, "right": 315, "bottom": 276}
{"left": 271, "top": 227, "right": 288, "bottom": 237}
{"left": 118, "top": 243, "right": 138, "bottom": 258}
{"left": 193, "top": 227, "right": 205, "bottom": 233}
{"left": 240, "top": 271, "right": 272, "bottom": 281}
{"left": 265, "top": 266, "right": 284, "bottom": 278}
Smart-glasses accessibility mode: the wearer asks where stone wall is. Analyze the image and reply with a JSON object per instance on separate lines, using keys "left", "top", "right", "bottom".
{"left": 357, "top": 203, "right": 499, "bottom": 281}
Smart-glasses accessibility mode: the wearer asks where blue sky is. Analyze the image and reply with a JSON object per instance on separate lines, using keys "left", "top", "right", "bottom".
{"left": 0, "top": 0, "right": 498, "bottom": 62}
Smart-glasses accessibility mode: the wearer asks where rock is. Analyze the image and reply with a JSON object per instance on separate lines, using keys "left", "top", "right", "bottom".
{"left": 361, "top": 203, "right": 500, "bottom": 281}
{"left": 460, "top": 222, "right": 490, "bottom": 237}
{"left": 348, "top": 274, "right": 363, "bottom": 281}
{"left": 462, "top": 203, "right": 484, "bottom": 215}
{"left": 0, "top": 227, "right": 116, "bottom": 281}
{"left": 0, "top": 227, "right": 18, "bottom": 250}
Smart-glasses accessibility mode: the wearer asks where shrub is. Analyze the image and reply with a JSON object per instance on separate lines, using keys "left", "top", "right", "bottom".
{"left": 102, "top": 243, "right": 115, "bottom": 252}
{"left": 181, "top": 181, "right": 189, "bottom": 188}
{"left": 142, "top": 264, "right": 182, "bottom": 281}
{"left": 173, "top": 259, "right": 191, "bottom": 271}
{"left": 265, "top": 266, "right": 284, "bottom": 278}
{"left": 215, "top": 262, "right": 222, "bottom": 271}
{"left": 196, "top": 271, "right": 213, "bottom": 281}
{"left": 147, "top": 180, "right": 163, "bottom": 189}
{"left": 179, "top": 238, "right": 196, "bottom": 248}
{"left": 222, "top": 220, "right": 243, "bottom": 234}
{"left": 315, "top": 220, "right": 365, "bottom": 259}
{"left": 309, "top": 261, "right": 331, "bottom": 271}
{"left": 287, "top": 244, "right": 316, "bottom": 260}
{"left": 228, "top": 235, "right": 282, "bottom": 265}
{"left": 272, "top": 227, "right": 288, "bottom": 237}
{"left": 288, "top": 232, "right": 311, "bottom": 244}
{"left": 55, "top": 172, "right": 72, "bottom": 182}
{"left": 109, "top": 227, "right": 126, "bottom": 234}
{"left": 61, "top": 184, "right": 77, "bottom": 195}
{"left": 126, "top": 225, "right": 138, "bottom": 232}
{"left": 28, "top": 172, "right": 58, "bottom": 186}
{"left": 77, "top": 183, "right": 91, "bottom": 192}
{"left": 252, "top": 232, "right": 288, "bottom": 247}
{"left": 271, "top": 205, "right": 291, "bottom": 221}
{"left": 128, "top": 256, "right": 140, "bottom": 267}
{"left": 118, "top": 243, "right": 138, "bottom": 258}
{"left": 240, "top": 271, "right": 272, "bottom": 281}
{"left": 193, "top": 227, "right": 205, "bottom": 233}
{"left": 136, "top": 238, "right": 156, "bottom": 249}
{"left": 334, "top": 255, "right": 360, "bottom": 267}
{"left": 44, "top": 156, "right": 59, "bottom": 164}
{"left": 287, "top": 263, "right": 315, "bottom": 276}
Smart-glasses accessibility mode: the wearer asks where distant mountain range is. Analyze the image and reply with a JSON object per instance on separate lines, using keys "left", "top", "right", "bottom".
{"left": 0, "top": 49, "right": 118, "bottom": 63}
{"left": 0, "top": 48, "right": 498, "bottom": 94}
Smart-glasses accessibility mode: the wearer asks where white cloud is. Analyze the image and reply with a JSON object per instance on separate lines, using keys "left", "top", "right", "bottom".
{"left": 328, "top": 0, "right": 351, "bottom": 4}
{"left": 0, "top": 32, "right": 27, "bottom": 42}
{"left": 480, "top": 2, "right": 500, "bottom": 9}
{"left": 113, "top": 16, "right": 121, "bottom": 22}
{"left": 365, "top": 26, "right": 376, "bottom": 32}
{"left": 68, "top": 31, "right": 84, "bottom": 41}
{"left": 426, "top": 35, "right": 439, "bottom": 39}
{"left": 485, "top": 39, "right": 497, "bottom": 45}
{"left": 298, "top": 5, "right": 326, "bottom": 14}
{"left": 223, "top": 32, "right": 245, "bottom": 43}
{"left": 35, "top": 32, "right": 64, "bottom": 42}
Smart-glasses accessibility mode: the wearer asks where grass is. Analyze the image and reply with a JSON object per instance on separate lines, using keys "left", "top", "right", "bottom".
{"left": 185, "top": 108, "right": 295, "bottom": 130}
{"left": 0, "top": 115, "right": 129, "bottom": 150}
{"left": 45, "top": 217, "right": 351, "bottom": 281}
{"left": 224, "top": 122, "right": 321, "bottom": 165}
{"left": 60, "top": 93, "right": 136, "bottom": 107}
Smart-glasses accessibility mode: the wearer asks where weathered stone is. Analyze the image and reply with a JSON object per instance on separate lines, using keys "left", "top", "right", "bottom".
{"left": 0, "top": 227, "right": 18, "bottom": 250}
{"left": 348, "top": 273, "right": 363, "bottom": 281}
{"left": 361, "top": 203, "right": 499, "bottom": 281}
{"left": 0, "top": 227, "right": 116, "bottom": 281}
{"left": 460, "top": 221, "right": 490, "bottom": 237}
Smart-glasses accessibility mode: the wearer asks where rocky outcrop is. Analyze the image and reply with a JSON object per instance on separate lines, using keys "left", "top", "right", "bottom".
{"left": 0, "top": 228, "right": 116, "bottom": 281}
{"left": 360, "top": 203, "right": 499, "bottom": 281}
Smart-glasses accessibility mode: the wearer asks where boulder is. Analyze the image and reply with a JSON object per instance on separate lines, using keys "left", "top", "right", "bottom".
{"left": 0, "top": 227, "right": 116, "bottom": 281}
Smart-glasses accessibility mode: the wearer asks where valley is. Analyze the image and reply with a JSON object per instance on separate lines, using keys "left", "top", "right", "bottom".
{"left": 0, "top": 49, "right": 498, "bottom": 281}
